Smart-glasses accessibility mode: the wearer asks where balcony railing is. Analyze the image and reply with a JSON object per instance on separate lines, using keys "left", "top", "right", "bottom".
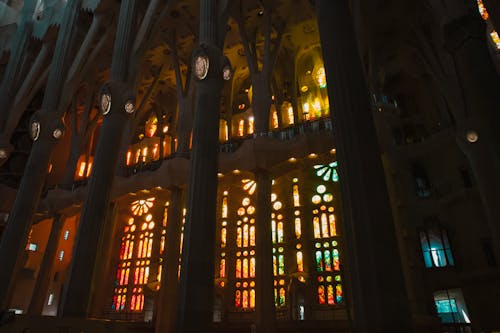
{"left": 44, "top": 117, "right": 334, "bottom": 192}
{"left": 219, "top": 117, "right": 333, "bottom": 154}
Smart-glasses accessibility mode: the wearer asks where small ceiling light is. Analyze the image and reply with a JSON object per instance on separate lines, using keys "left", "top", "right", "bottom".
{"left": 233, "top": 169, "right": 241, "bottom": 174}
{"left": 288, "top": 157, "right": 297, "bottom": 163}
{"left": 258, "top": 9, "right": 264, "bottom": 16}
{"left": 0, "top": 149, "right": 7, "bottom": 159}
{"left": 218, "top": 173, "right": 224, "bottom": 178}
{"left": 308, "top": 153, "right": 317, "bottom": 158}
{"left": 466, "top": 130, "right": 479, "bottom": 143}
{"left": 330, "top": 148, "right": 336, "bottom": 154}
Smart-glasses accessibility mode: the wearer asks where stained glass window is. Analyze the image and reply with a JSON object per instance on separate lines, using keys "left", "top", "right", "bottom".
{"left": 112, "top": 198, "right": 171, "bottom": 312}
{"left": 219, "top": 192, "right": 229, "bottom": 282}
{"left": 238, "top": 119, "right": 245, "bottom": 137}
{"left": 220, "top": 257, "right": 226, "bottom": 278}
{"left": 234, "top": 188, "right": 256, "bottom": 310}
{"left": 314, "top": 162, "right": 339, "bottom": 183}
{"left": 297, "top": 50, "right": 330, "bottom": 120}
{"left": 131, "top": 198, "right": 155, "bottom": 216}
{"left": 242, "top": 179, "right": 257, "bottom": 195}
{"left": 311, "top": 169, "right": 343, "bottom": 306}
{"left": 419, "top": 227, "right": 454, "bottom": 268}
{"left": 297, "top": 251, "right": 304, "bottom": 272}
{"left": 248, "top": 117, "right": 254, "bottom": 134}
{"left": 271, "top": 185, "right": 287, "bottom": 307}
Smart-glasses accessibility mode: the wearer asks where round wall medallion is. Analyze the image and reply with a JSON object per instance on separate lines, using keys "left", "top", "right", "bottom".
{"left": 466, "top": 130, "right": 479, "bottom": 143}
{"left": 101, "top": 93, "right": 112, "bottom": 115}
{"left": 124, "top": 100, "right": 135, "bottom": 114}
{"left": 194, "top": 54, "right": 210, "bottom": 80}
{"left": 53, "top": 128, "right": 63, "bottom": 139}
{"left": 0, "top": 149, "right": 7, "bottom": 159}
{"left": 31, "top": 121, "right": 40, "bottom": 141}
{"left": 223, "top": 64, "right": 232, "bottom": 81}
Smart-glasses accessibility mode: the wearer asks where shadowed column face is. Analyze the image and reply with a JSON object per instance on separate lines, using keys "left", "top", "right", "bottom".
{"left": 174, "top": 1, "right": 226, "bottom": 332}
{"left": 60, "top": 0, "right": 139, "bottom": 317}
{"left": 0, "top": 0, "right": 82, "bottom": 309}
{"left": 315, "top": 0, "right": 414, "bottom": 332}
{"left": 254, "top": 170, "right": 276, "bottom": 333}
{"left": 155, "top": 188, "right": 184, "bottom": 333}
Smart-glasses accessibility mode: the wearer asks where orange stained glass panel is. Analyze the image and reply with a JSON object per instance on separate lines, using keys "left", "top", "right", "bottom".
{"left": 250, "top": 257, "right": 256, "bottom": 277}
{"left": 321, "top": 213, "right": 329, "bottom": 238}
{"left": 327, "top": 284, "right": 335, "bottom": 305}
{"left": 221, "top": 228, "right": 227, "bottom": 247}
{"left": 295, "top": 218, "right": 301, "bottom": 238}
{"left": 250, "top": 226, "right": 255, "bottom": 246}
{"left": 220, "top": 258, "right": 226, "bottom": 278}
{"left": 222, "top": 197, "right": 228, "bottom": 218}
{"left": 243, "top": 224, "right": 249, "bottom": 247}
{"left": 293, "top": 184, "right": 300, "bottom": 207}
{"left": 329, "top": 214, "right": 336, "bottom": 236}
{"left": 243, "top": 258, "right": 249, "bottom": 278}
{"left": 242, "top": 290, "right": 249, "bottom": 308}
{"left": 237, "top": 227, "right": 242, "bottom": 247}
{"left": 313, "top": 216, "right": 321, "bottom": 238}
{"left": 297, "top": 251, "right": 304, "bottom": 272}
{"left": 318, "top": 285, "right": 326, "bottom": 304}
{"left": 236, "top": 259, "right": 242, "bottom": 278}
{"left": 235, "top": 290, "right": 241, "bottom": 307}
{"left": 250, "top": 289, "right": 256, "bottom": 308}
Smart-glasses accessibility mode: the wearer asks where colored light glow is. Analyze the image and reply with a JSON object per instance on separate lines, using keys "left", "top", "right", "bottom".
{"left": 131, "top": 198, "right": 155, "bottom": 216}
{"left": 490, "top": 31, "right": 500, "bottom": 50}
{"left": 238, "top": 119, "right": 245, "bottom": 136}
{"left": 272, "top": 111, "right": 279, "bottom": 129}
{"left": 314, "top": 161, "right": 339, "bottom": 182}
{"left": 288, "top": 106, "right": 294, "bottom": 125}
{"left": 316, "top": 67, "right": 327, "bottom": 88}
{"left": 242, "top": 179, "right": 257, "bottom": 195}
{"left": 297, "top": 251, "right": 304, "bottom": 272}
{"left": 477, "top": 0, "right": 489, "bottom": 20}
{"left": 248, "top": 117, "right": 254, "bottom": 134}
{"left": 295, "top": 217, "right": 302, "bottom": 238}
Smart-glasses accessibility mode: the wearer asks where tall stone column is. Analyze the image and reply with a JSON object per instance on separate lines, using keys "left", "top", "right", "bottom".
{"left": 88, "top": 202, "right": 121, "bottom": 318}
{"left": 27, "top": 214, "right": 65, "bottom": 314}
{"left": 60, "top": 0, "right": 138, "bottom": 318}
{"left": 0, "top": 0, "right": 82, "bottom": 310}
{"left": 315, "top": 1, "right": 414, "bottom": 332}
{"left": 0, "top": 0, "right": 36, "bottom": 139}
{"left": 254, "top": 170, "right": 276, "bottom": 333}
{"left": 174, "top": 1, "right": 226, "bottom": 332}
{"left": 155, "top": 187, "right": 183, "bottom": 333}
{"left": 445, "top": 12, "right": 500, "bottom": 254}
